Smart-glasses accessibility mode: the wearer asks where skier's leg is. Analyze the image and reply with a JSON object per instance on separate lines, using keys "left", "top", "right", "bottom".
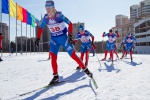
{"left": 49, "top": 40, "right": 60, "bottom": 84}
{"left": 120, "top": 50, "right": 126, "bottom": 59}
{"left": 130, "top": 49, "right": 133, "bottom": 61}
{"left": 85, "top": 50, "right": 90, "bottom": 67}
{"left": 114, "top": 50, "right": 119, "bottom": 58}
{"left": 80, "top": 52, "right": 84, "bottom": 61}
{"left": 61, "top": 35, "right": 93, "bottom": 78}
{"left": 110, "top": 50, "right": 114, "bottom": 63}
{"left": 102, "top": 50, "right": 108, "bottom": 60}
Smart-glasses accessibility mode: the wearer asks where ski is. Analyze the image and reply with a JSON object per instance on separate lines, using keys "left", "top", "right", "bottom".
{"left": 8, "top": 80, "right": 67, "bottom": 99}
{"left": 91, "top": 78, "right": 98, "bottom": 89}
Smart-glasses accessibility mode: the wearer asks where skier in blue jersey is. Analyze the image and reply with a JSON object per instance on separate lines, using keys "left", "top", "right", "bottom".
{"left": 35, "top": 0, "right": 93, "bottom": 85}
{"left": 74, "top": 25, "right": 95, "bottom": 69}
{"left": 101, "top": 29, "right": 119, "bottom": 63}
{"left": 120, "top": 33, "right": 137, "bottom": 61}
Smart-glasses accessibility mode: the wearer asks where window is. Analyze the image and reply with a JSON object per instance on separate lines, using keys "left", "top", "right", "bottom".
{"left": 147, "top": 42, "right": 150, "bottom": 46}
{"left": 140, "top": 22, "right": 146, "bottom": 28}
{"left": 140, "top": 35, "right": 147, "bottom": 38}
{"left": 140, "top": 28, "right": 147, "bottom": 33}
{"left": 140, "top": 42, "right": 146, "bottom": 46}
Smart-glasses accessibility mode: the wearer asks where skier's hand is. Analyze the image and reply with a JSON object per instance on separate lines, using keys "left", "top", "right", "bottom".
{"left": 0, "top": 48, "right": 2, "bottom": 50}
{"left": 68, "top": 34, "right": 74, "bottom": 44}
{"left": 136, "top": 43, "right": 138, "bottom": 45}
{"left": 35, "top": 38, "right": 40, "bottom": 47}
{"left": 103, "top": 32, "right": 105, "bottom": 35}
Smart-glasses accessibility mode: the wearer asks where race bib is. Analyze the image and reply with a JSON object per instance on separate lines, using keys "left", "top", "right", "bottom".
{"left": 81, "top": 36, "right": 90, "bottom": 43}
{"left": 108, "top": 37, "right": 115, "bottom": 43}
{"left": 127, "top": 38, "right": 133, "bottom": 43}
{"left": 47, "top": 22, "right": 66, "bottom": 36}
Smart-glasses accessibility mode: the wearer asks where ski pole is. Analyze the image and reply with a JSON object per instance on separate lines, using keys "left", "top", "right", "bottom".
{"left": 95, "top": 50, "right": 102, "bottom": 69}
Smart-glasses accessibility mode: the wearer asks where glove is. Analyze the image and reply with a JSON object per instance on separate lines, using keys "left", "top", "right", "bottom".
{"left": 35, "top": 38, "right": 40, "bottom": 47}
{"left": 103, "top": 32, "right": 105, "bottom": 35}
{"left": 68, "top": 34, "right": 74, "bottom": 44}
{"left": 0, "top": 48, "right": 2, "bottom": 50}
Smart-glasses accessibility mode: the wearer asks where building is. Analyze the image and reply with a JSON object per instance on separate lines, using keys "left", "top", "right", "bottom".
{"left": 130, "top": 0, "right": 150, "bottom": 22}
{"left": 115, "top": 14, "right": 129, "bottom": 27}
{"left": 15, "top": 36, "right": 29, "bottom": 45}
{"left": 141, "top": 0, "right": 150, "bottom": 16}
{"left": 130, "top": 5, "right": 141, "bottom": 22}
{"left": 134, "top": 17, "right": 150, "bottom": 54}
{"left": 0, "top": 22, "right": 9, "bottom": 52}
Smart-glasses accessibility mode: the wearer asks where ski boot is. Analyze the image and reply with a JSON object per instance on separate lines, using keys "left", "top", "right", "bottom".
{"left": 49, "top": 74, "right": 59, "bottom": 85}
{"left": 0, "top": 58, "right": 3, "bottom": 62}
{"left": 83, "top": 67, "right": 93, "bottom": 78}
{"left": 76, "top": 66, "right": 81, "bottom": 70}
{"left": 101, "top": 58, "right": 106, "bottom": 61}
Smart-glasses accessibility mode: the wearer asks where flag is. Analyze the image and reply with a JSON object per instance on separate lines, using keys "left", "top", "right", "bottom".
{"left": 31, "top": 14, "right": 35, "bottom": 27}
{"left": 2, "top": 0, "right": 9, "bottom": 14}
{"left": 9, "top": 0, "right": 16, "bottom": 18}
{"left": 17, "top": 4, "right": 23, "bottom": 21}
{"left": 27, "top": 11, "right": 32, "bottom": 25}
{"left": 22, "top": 7, "right": 27, "bottom": 23}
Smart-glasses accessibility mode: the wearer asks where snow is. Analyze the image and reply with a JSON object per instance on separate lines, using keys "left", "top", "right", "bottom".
{"left": 0, "top": 52, "right": 150, "bottom": 100}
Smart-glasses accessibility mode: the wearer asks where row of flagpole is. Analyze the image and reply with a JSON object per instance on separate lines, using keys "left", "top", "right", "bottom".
{"left": 0, "top": 0, "right": 44, "bottom": 56}
{"left": 0, "top": 0, "right": 2, "bottom": 57}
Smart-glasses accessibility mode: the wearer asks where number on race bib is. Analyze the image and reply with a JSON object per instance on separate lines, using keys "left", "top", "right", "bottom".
{"left": 50, "top": 27, "right": 60, "bottom": 32}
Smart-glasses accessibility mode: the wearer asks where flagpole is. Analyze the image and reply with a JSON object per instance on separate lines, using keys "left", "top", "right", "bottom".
{"left": 33, "top": 26, "right": 35, "bottom": 54}
{"left": 16, "top": 2, "right": 17, "bottom": 56}
{"left": 0, "top": 0, "right": 3, "bottom": 57}
{"left": 8, "top": 0, "right": 11, "bottom": 56}
{"left": 21, "top": 21, "right": 22, "bottom": 54}
{"left": 26, "top": 24, "right": 27, "bottom": 55}
{"left": 30, "top": 25, "right": 31, "bottom": 54}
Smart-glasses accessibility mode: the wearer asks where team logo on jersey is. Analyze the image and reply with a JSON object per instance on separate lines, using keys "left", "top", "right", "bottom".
{"left": 49, "top": 19, "right": 56, "bottom": 24}
{"left": 67, "top": 46, "right": 73, "bottom": 51}
{"left": 56, "top": 14, "right": 60, "bottom": 17}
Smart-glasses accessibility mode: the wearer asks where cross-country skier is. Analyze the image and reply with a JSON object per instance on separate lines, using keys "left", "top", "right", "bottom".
{"left": 101, "top": 29, "right": 119, "bottom": 63}
{"left": 120, "top": 33, "right": 137, "bottom": 61}
{"left": 74, "top": 24, "right": 95, "bottom": 69}
{"left": 35, "top": 0, "right": 93, "bottom": 85}
{"left": 0, "top": 33, "right": 3, "bottom": 61}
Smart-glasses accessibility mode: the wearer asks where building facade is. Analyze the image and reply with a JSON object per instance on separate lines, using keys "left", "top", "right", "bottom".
{"left": 0, "top": 22, "right": 9, "bottom": 52}
{"left": 134, "top": 18, "right": 150, "bottom": 54}
{"left": 130, "top": 0, "right": 150, "bottom": 22}
{"left": 115, "top": 14, "right": 129, "bottom": 27}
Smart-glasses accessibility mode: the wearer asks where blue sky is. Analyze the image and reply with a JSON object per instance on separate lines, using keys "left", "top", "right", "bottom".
{"left": 1, "top": 0, "right": 142, "bottom": 41}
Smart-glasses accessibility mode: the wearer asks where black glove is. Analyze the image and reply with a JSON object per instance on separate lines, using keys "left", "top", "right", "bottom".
{"left": 68, "top": 34, "right": 74, "bottom": 44}
{"left": 35, "top": 38, "right": 40, "bottom": 47}
{"left": 0, "top": 48, "right": 2, "bottom": 50}
{"left": 136, "top": 43, "right": 138, "bottom": 45}
{"left": 103, "top": 32, "right": 105, "bottom": 35}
